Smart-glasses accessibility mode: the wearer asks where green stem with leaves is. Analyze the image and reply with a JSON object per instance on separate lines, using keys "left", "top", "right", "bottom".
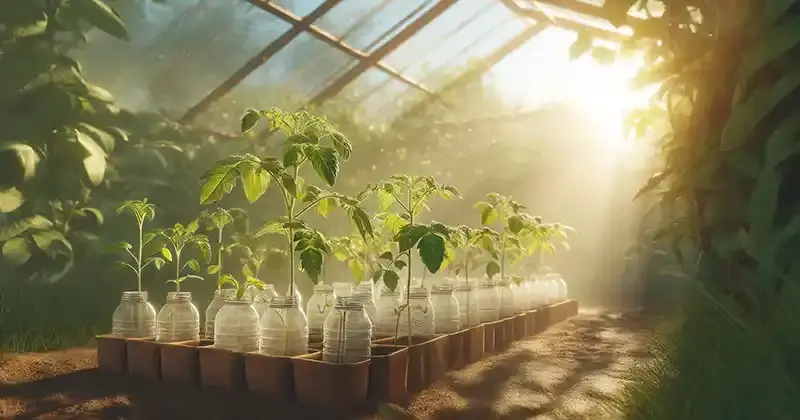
{"left": 136, "top": 220, "right": 144, "bottom": 293}
{"left": 405, "top": 187, "right": 413, "bottom": 346}
{"left": 216, "top": 228, "right": 223, "bottom": 290}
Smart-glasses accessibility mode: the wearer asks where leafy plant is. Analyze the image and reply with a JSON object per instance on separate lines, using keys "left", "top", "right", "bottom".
{"left": 217, "top": 274, "right": 265, "bottom": 302}
{"left": 331, "top": 216, "right": 396, "bottom": 284}
{"left": 113, "top": 199, "right": 158, "bottom": 292}
{"left": 448, "top": 226, "right": 501, "bottom": 285}
{"left": 362, "top": 175, "right": 460, "bottom": 344}
{"left": 199, "top": 108, "right": 373, "bottom": 297}
{"left": 202, "top": 208, "right": 234, "bottom": 290}
{"left": 153, "top": 221, "right": 210, "bottom": 293}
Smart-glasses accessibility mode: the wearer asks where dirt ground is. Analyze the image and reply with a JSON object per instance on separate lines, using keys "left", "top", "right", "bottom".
{"left": 0, "top": 311, "right": 653, "bottom": 420}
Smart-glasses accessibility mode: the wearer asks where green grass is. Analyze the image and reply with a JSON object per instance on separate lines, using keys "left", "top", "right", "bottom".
{"left": 612, "top": 280, "right": 800, "bottom": 420}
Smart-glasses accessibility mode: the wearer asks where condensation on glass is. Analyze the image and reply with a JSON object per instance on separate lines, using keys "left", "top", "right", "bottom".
{"left": 214, "top": 299, "right": 260, "bottom": 352}
{"left": 430, "top": 283, "right": 460, "bottom": 333}
{"left": 396, "top": 285, "right": 434, "bottom": 337}
{"left": 259, "top": 296, "right": 309, "bottom": 356}
{"left": 112, "top": 291, "right": 157, "bottom": 338}
{"left": 454, "top": 282, "right": 480, "bottom": 327}
{"left": 476, "top": 280, "right": 500, "bottom": 322}
{"left": 323, "top": 297, "right": 372, "bottom": 363}
{"left": 306, "top": 284, "right": 336, "bottom": 343}
{"left": 374, "top": 282, "right": 401, "bottom": 338}
{"left": 204, "top": 288, "right": 236, "bottom": 338}
{"left": 156, "top": 291, "right": 200, "bottom": 342}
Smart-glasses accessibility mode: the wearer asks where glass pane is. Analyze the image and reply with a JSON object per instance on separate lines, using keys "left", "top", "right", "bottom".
{"left": 270, "top": 0, "right": 324, "bottom": 17}
{"left": 74, "top": 0, "right": 289, "bottom": 118}
{"left": 194, "top": 33, "right": 357, "bottom": 133}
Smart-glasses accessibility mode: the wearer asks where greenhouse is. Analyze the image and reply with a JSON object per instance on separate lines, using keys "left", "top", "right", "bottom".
{"left": 1, "top": 0, "right": 797, "bottom": 418}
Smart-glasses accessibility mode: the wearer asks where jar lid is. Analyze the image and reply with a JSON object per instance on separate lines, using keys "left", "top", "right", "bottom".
{"left": 334, "top": 296, "right": 364, "bottom": 310}
{"left": 269, "top": 295, "right": 299, "bottom": 308}
{"left": 314, "top": 284, "right": 334, "bottom": 292}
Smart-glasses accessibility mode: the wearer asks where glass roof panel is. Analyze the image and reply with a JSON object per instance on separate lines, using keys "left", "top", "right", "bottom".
{"left": 74, "top": 0, "right": 289, "bottom": 118}
{"left": 270, "top": 0, "right": 325, "bottom": 17}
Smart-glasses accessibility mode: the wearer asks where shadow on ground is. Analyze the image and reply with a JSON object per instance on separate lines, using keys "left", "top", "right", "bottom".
{"left": 405, "top": 311, "right": 653, "bottom": 419}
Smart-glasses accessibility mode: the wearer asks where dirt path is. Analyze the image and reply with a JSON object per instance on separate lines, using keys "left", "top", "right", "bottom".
{"left": 0, "top": 311, "right": 652, "bottom": 419}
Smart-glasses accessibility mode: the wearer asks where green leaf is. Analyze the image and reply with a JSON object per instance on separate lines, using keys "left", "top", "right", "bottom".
{"left": 241, "top": 165, "right": 269, "bottom": 203}
{"left": 485, "top": 261, "right": 500, "bottom": 279}
{"left": 0, "top": 215, "right": 52, "bottom": 241}
{"left": 2, "top": 237, "right": 31, "bottom": 266}
{"left": 283, "top": 145, "right": 303, "bottom": 168}
{"left": 186, "top": 258, "right": 201, "bottom": 273}
{"left": 75, "top": 207, "right": 104, "bottom": 225}
{"left": 207, "top": 264, "right": 220, "bottom": 275}
{"left": 160, "top": 247, "right": 173, "bottom": 262}
{"left": 241, "top": 109, "right": 261, "bottom": 134}
{"left": 348, "top": 259, "right": 364, "bottom": 282}
{"left": 397, "top": 224, "right": 429, "bottom": 253}
{"left": 0, "top": 143, "right": 40, "bottom": 183}
{"left": 281, "top": 173, "right": 297, "bottom": 198}
{"left": 507, "top": 215, "right": 526, "bottom": 234}
{"left": 308, "top": 147, "right": 340, "bottom": 187}
{"left": 78, "top": 123, "right": 116, "bottom": 154}
{"left": 379, "top": 251, "right": 393, "bottom": 260}
{"left": 0, "top": 188, "right": 23, "bottom": 213}
{"left": 349, "top": 207, "right": 374, "bottom": 240}
{"left": 394, "top": 260, "right": 407, "bottom": 270}
{"left": 83, "top": 154, "right": 107, "bottom": 186}
{"left": 417, "top": 233, "right": 446, "bottom": 273}
{"left": 383, "top": 270, "right": 400, "bottom": 292}
{"left": 738, "top": 15, "right": 800, "bottom": 86}
{"left": 480, "top": 205, "right": 498, "bottom": 226}
{"left": 200, "top": 163, "right": 239, "bottom": 205}
{"left": 73, "top": 0, "right": 129, "bottom": 40}
{"left": 377, "top": 190, "right": 394, "bottom": 211}
{"left": 330, "top": 131, "right": 353, "bottom": 160}
{"left": 316, "top": 197, "right": 334, "bottom": 217}
{"left": 300, "top": 247, "right": 324, "bottom": 283}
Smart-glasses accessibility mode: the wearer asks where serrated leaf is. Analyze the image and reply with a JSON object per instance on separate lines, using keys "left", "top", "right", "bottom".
{"left": 199, "top": 163, "right": 239, "bottom": 205}
{"left": 330, "top": 131, "right": 352, "bottom": 160}
{"left": 241, "top": 165, "right": 269, "bottom": 203}
{"left": 417, "top": 233, "right": 446, "bottom": 273}
{"left": 300, "top": 247, "right": 324, "bottom": 283}
{"left": 241, "top": 109, "right": 261, "bottom": 134}
{"left": 308, "top": 147, "right": 339, "bottom": 187}
{"left": 397, "top": 224, "right": 429, "bottom": 253}
{"left": 349, "top": 207, "right": 373, "bottom": 240}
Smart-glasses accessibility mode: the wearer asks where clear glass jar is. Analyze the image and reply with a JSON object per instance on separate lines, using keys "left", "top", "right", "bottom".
{"left": 306, "top": 284, "right": 336, "bottom": 343}
{"left": 430, "top": 283, "right": 460, "bottom": 333}
{"left": 351, "top": 287, "right": 377, "bottom": 337}
{"left": 454, "top": 283, "right": 479, "bottom": 327}
{"left": 374, "top": 284, "right": 401, "bottom": 338}
{"left": 333, "top": 282, "right": 354, "bottom": 298}
{"left": 476, "top": 281, "right": 500, "bottom": 322}
{"left": 205, "top": 288, "right": 236, "bottom": 338}
{"left": 397, "top": 285, "right": 435, "bottom": 337}
{"left": 259, "top": 296, "right": 309, "bottom": 356}
{"left": 323, "top": 297, "right": 372, "bottom": 363}
{"left": 214, "top": 299, "right": 260, "bottom": 352}
{"left": 530, "top": 275, "right": 551, "bottom": 307}
{"left": 249, "top": 284, "right": 277, "bottom": 319}
{"left": 496, "top": 278, "right": 517, "bottom": 318}
{"left": 156, "top": 292, "right": 200, "bottom": 343}
{"left": 112, "top": 291, "right": 157, "bottom": 338}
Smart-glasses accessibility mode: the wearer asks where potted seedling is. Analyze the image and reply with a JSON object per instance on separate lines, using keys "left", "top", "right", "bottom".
{"left": 364, "top": 175, "right": 460, "bottom": 392}
{"left": 199, "top": 108, "right": 373, "bottom": 401}
{"left": 98, "top": 199, "right": 160, "bottom": 373}
{"left": 201, "top": 208, "right": 238, "bottom": 338}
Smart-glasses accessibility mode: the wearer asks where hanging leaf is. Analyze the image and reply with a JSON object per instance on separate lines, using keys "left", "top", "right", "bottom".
{"left": 73, "top": 0, "right": 130, "bottom": 40}
{"left": 240, "top": 165, "right": 269, "bottom": 203}
{"left": 330, "top": 131, "right": 353, "bottom": 160}
{"left": 396, "top": 224, "right": 429, "bottom": 253}
{"left": 308, "top": 147, "right": 340, "bottom": 187}
{"left": 200, "top": 163, "right": 239, "bottom": 205}
{"left": 300, "top": 247, "right": 324, "bottom": 283}
{"left": 316, "top": 197, "right": 334, "bottom": 217}
{"left": 0, "top": 143, "right": 40, "bottom": 183}
{"left": 383, "top": 270, "right": 400, "bottom": 292}
{"left": 241, "top": 109, "right": 261, "bottom": 134}
{"left": 480, "top": 205, "right": 498, "bottom": 226}
{"left": 485, "top": 261, "right": 500, "bottom": 279}
{"left": 83, "top": 154, "right": 107, "bottom": 186}
{"left": 348, "top": 259, "right": 364, "bottom": 282}
{"left": 0, "top": 188, "right": 23, "bottom": 213}
{"left": 2, "top": 237, "right": 31, "bottom": 266}
{"left": 417, "top": 232, "right": 446, "bottom": 273}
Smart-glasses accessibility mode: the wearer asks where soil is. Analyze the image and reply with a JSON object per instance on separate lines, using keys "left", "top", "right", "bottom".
{"left": 0, "top": 311, "right": 653, "bottom": 420}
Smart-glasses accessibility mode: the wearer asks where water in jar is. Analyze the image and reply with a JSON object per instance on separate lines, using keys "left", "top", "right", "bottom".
{"left": 374, "top": 283, "right": 401, "bottom": 339}
{"left": 306, "top": 284, "right": 335, "bottom": 343}
{"left": 454, "top": 282, "right": 480, "bottom": 327}
{"left": 112, "top": 291, "right": 157, "bottom": 338}
{"left": 214, "top": 299, "right": 260, "bottom": 352}
{"left": 259, "top": 296, "right": 309, "bottom": 356}
{"left": 205, "top": 288, "right": 236, "bottom": 338}
{"left": 156, "top": 291, "right": 200, "bottom": 342}
{"left": 430, "top": 283, "right": 460, "bottom": 333}
{"left": 396, "top": 285, "right": 434, "bottom": 337}
{"left": 323, "top": 297, "right": 372, "bottom": 363}
{"left": 476, "top": 280, "right": 500, "bottom": 322}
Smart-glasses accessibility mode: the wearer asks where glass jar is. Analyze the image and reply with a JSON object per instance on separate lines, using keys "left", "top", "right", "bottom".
{"left": 476, "top": 280, "right": 500, "bottom": 322}
{"left": 397, "top": 286, "right": 434, "bottom": 337}
{"left": 351, "top": 287, "right": 377, "bottom": 337}
{"left": 205, "top": 288, "right": 236, "bottom": 338}
{"left": 430, "top": 283, "right": 460, "bottom": 333}
{"left": 112, "top": 291, "right": 157, "bottom": 338}
{"left": 496, "top": 278, "right": 517, "bottom": 318}
{"left": 454, "top": 282, "right": 479, "bottom": 327}
{"left": 323, "top": 297, "right": 372, "bottom": 363}
{"left": 156, "top": 292, "right": 200, "bottom": 343}
{"left": 510, "top": 281, "right": 530, "bottom": 313}
{"left": 530, "top": 275, "right": 551, "bottom": 307}
{"left": 333, "top": 282, "right": 354, "bottom": 298}
{"left": 252, "top": 284, "right": 278, "bottom": 319}
{"left": 306, "top": 284, "right": 336, "bottom": 343}
{"left": 259, "top": 296, "right": 309, "bottom": 356}
{"left": 214, "top": 299, "right": 260, "bottom": 352}
{"left": 374, "top": 284, "right": 401, "bottom": 338}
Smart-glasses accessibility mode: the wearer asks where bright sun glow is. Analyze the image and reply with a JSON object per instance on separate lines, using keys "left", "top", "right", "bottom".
{"left": 494, "top": 27, "right": 653, "bottom": 157}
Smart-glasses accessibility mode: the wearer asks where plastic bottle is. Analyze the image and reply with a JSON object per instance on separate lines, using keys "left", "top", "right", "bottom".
{"left": 112, "top": 291, "right": 157, "bottom": 338}
{"left": 323, "top": 297, "right": 372, "bottom": 363}
{"left": 214, "top": 298, "right": 260, "bottom": 352}
{"left": 306, "top": 284, "right": 336, "bottom": 344}
{"left": 156, "top": 291, "right": 200, "bottom": 342}
{"left": 204, "top": 288, "right": 236, "bottom": 338}
{"left": 374, "top": 283, "right": 401, "bottom": 338}
{"left": 496, "top": 278, "right": 517, "bottom": 318}
{"left": 454, "top": 282, "right": 480, "bottom": 327}
{"left": 430, "top": 283, "right": 460, "bottom": 333}
{"left": 259, "top": 296, "right": 309, "bottom": 356}
{"left": 476, "top": 280, "right": 500, "bottom": 322}
{"left": 397, "top": 285, "right": 435, "bottom": 338}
